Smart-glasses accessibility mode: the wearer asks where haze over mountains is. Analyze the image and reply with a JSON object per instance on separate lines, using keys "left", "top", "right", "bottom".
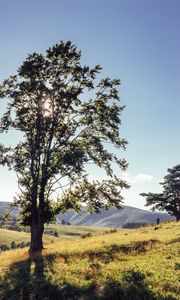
{"left": 0, "top": 202, "right": 173, "bottom": 228}
{"left": 56, "top": 206, "right": 173, "bottom": 227}
{"left": 0, "top": 202, "right": 19, "bottom": 219}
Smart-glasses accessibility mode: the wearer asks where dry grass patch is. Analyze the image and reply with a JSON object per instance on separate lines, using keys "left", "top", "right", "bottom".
{"left": 0, "top": 221, "right": 179, "bottom": 299}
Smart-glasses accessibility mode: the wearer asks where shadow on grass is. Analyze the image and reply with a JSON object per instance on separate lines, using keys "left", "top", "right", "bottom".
{"left": 0, "top": 254, "right": 177, "bottom": 300}
{"left": 0, "top": 254, "right": 61, "bottom": 300}
{"left": 167, "top": 237, "right": 180, "bottom": 244}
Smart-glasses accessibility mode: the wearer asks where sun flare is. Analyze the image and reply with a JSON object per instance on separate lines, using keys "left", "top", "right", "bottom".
{"left": 39, "top": 94, "right": 53, "bottom": 117}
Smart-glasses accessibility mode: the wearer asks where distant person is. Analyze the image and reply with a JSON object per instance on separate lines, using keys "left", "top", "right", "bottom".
{"left": 156, "top": 217, "right": 160, "bottom": 225}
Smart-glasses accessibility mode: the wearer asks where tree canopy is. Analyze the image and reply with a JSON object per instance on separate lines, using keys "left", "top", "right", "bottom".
{"left": 140, "top": 165, "right": 180, "bottom": 221}
{"left": 0, "top": 41, "right": 129, "bottom": 252}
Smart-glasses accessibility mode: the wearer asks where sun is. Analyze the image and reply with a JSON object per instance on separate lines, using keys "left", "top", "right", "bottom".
{"left": 39, "top": 94, "right": 53, "bottom": 117}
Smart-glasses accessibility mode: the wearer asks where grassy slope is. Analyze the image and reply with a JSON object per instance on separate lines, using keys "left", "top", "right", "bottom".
{"left": 45, "top": 224, "right": 111, "bottom": 237}
{"left": 0, "top": 228, "right": 59, "bottom": 246}
{"left": 0, "top": 225, "right": 110, "bottom": 246}
{"left": 0, "top": 228, "right": 30, "bottom": 245}
{"left": 0, "top": 221, "right": 179, "bottom": 300}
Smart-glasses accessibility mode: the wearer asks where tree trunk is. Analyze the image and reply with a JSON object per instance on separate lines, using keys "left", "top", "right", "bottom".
{"left": 29, "top": 211, "right": 44, "bottom": 254}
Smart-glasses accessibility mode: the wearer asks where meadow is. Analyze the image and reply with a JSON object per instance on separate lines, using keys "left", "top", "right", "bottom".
{"left": 0, "top": 221, "right": 179, "bottom": 299}
{"left": 0, "top": 224, "right": 110, "bottom": 247}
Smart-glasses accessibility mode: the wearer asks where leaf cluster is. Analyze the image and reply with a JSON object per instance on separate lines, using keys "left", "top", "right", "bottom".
{"left": 140, "top": 165, "right": 180, "bottom": 220}
{"left": 0, "top": 41, "right": 128, "bottom": 224}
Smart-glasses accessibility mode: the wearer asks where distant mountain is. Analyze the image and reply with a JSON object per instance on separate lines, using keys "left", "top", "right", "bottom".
{"left": 56, "top": 206, "right": 173, "bottom": 227}
{"left": 0, "top": 202, "right": 173, "bottom": 228}
{"left": 0, "top": 202, "right": 19, "bottom": 219}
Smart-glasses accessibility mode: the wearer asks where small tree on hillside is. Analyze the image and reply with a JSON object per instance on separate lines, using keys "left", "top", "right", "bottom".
{"left": 140, "top": 165, "right": 180, "bottom": 221}
{"left": 0, "top": 41, "right": 129, "bottom": 253}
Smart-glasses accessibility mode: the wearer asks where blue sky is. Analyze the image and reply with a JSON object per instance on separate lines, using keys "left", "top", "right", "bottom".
{"left": 0, "top": 0, "right": 179, "bottom": 209}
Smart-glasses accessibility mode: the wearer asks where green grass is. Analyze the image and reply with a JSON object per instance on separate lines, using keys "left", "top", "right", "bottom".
{"left": 0, "top": 221, "right": 179, "bottom": 299}
{"left": 45, "top": 224, "right": 112, "bottom": 237}
{"left": 0, "top": 228, "right": 30, "bottom": 245}
{"left": 0, "top": 228, "right": 58, "bottom": 246}
{"left": 0, "top": 224, "right": 111, "bottom": 246}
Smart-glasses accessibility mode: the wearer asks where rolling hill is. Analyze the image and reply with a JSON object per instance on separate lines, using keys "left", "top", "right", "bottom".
{"left": 0, "top": 201, "right": 173, "bottom": 228}
{"left": 56, "top": 206, "right": 173, "bottom": 227}
{"left": 0, "top": 228, "right": 59, "bottom": 247}
{"left": 0, "top": 221, "right": 179, "bottom": 299}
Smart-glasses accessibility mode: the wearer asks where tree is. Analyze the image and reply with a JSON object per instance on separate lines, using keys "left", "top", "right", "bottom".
{"left": 0, "top": 41, "right": 129, "bottom": 253}
{"left": 61, "top": 219, "right": 66, "bottom": 225}
{"left": 140, "top": 165, "right": 180, "bottom": 221}
{"left": 11, "top": 241, "right": 16, "bottom": 249}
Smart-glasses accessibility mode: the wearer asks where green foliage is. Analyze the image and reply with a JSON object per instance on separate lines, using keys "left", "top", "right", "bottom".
{"left": 0, "top": 241, "right": 30, "bottom": 252}
{"left": 1, "top": 212, "right": 11, "bottom": 223}
{"left": 81, "top": 232, "right": 93, "bottom": 239}
{"left": 10, "top": 241, "right": 16, "bottom": 249}
{"left": 140, "top": 165, "right": 180, "bottom": 221}
{"left": 0, "top": 41, "right": 128, "bottom": 251}
{"left": 0, "top": 244, "right": 10, "bottom": 251}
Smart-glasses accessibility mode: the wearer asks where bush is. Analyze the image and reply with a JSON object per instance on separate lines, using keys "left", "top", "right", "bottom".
{"left": 54, "top": 231, "right": 59, "bottom": 237}
{"left": 110, "top": 228, "right": 117, "bottom": 233}
{"left": 0, "top": 244, "right": 10, "bottom": 251}
{"left": 81, "top": 232, "right": 93, "bottom": 239}
{"left": 123, "top": 222, "right": 147, "bottom": 229}
{"left": 11, "top": 241, "right": 16, "bottom": 249}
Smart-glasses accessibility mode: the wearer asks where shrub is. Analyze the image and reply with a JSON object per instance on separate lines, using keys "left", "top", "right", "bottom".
{"left": 11, "top": 241, "right": 16, "bottom": 249}
{"left": 54, "top": 231, "right": 59, "bottom": 237}
{"left": 81, "top": 232, "right": 93, "bottom": 239}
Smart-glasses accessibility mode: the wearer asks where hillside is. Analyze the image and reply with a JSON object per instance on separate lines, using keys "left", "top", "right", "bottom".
{"left": 0, "top": 228, "right": 59, "bottom": 248}
{"left": 0, "top": 221, "right": 179, "bottom": 299}
{"left": 0, "top": 225, "right": 110, "bottom": 248}
{"left": 0, "top": 202, "right": 19, "bottom": 219}
{"left": 56, "top": 206, "right": 173, "bottom": 227}
{"left": 0, "top": 201, "right": 173, "bottom": 228}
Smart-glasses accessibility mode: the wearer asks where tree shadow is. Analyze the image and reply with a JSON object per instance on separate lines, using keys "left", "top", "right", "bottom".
{"left": 167, "top": 237, "right": 180, "bottom": 244}
{"left": 0, "top": 255, "right": 177, "bottom": 300}
{"left": 0, "top": 253, "right": 62, "bottom": 300}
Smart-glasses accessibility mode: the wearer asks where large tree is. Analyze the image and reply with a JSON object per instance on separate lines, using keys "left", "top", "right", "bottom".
{"left": 0, "top": 41, "right": 129, "bottom": 253}
{"left": 140, "top": 165, "right": 180, "bottom": 221}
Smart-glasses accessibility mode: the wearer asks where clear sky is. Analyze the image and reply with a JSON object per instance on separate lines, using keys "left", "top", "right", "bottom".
{"left": 0, "top": 0, "right": 179, "bottom": 210}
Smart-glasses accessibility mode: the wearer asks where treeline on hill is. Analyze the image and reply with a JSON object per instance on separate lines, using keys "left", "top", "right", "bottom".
{"left": 0, "top": 219, "right": 30, "bottom": 233}
{"left": 122, "top": 222, "right": 147, "bottom": 229}
{"left": 0, "top": 219, "right": 59, "bottom": 238}
{"left": 0, "top": 241, "right": 31, "bottom": 252}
